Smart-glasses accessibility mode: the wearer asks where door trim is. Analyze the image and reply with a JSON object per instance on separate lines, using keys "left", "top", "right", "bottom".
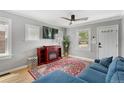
{"left": 96, "top": 24, "right": 119, "bottom": 58}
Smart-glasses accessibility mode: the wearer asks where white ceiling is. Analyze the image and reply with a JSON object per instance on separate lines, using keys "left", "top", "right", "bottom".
{"left": 7, "top": 10, "right": 123, "bottom": 28}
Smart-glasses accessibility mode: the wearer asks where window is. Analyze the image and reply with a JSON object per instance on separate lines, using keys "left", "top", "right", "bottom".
{"left": 25, "top": 24, "right": 40, "bottom": 41}
{"left": 0, "top": 17, "right": 11, "bottom": 59}
{"left": 78, "top": 29, "right": 91, "bottom": 50}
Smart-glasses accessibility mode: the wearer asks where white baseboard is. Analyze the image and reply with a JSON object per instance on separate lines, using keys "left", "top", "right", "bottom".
{"left": 0, "top": 65, "right": 28, "bottom": 75}
{"left": 69, "top": 55, "right": 94, "bottom": 62}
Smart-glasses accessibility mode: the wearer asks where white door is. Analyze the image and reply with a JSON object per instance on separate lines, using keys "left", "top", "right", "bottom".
{"left": 97, "top": 25, "right": 118, "bottom": 59}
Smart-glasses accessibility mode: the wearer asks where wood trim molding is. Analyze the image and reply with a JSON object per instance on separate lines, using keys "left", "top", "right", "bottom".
{"left": 0, "top": 65, "right": 28, "bottom": 75}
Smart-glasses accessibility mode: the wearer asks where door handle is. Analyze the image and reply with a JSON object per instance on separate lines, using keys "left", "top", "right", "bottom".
{"left": 98, "top": 42, "right": 102, "bottom": 48}
{"left": 99, "top": 42, "right": 101, "bottom": 45}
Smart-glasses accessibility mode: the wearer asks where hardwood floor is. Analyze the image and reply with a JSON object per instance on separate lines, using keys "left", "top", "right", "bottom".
{"left": 0, "top": 68, "right": 34, "bottom": 83}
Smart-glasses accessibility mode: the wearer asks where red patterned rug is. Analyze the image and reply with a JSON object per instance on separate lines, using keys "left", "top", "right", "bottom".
{"left": 29, "top": 57, "right": 90, "bottom": 80}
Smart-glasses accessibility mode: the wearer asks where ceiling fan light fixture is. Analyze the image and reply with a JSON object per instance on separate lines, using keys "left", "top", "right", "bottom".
{"left": 61, "top": 14, "right": 88, "bottom": 25}
{"left": 71, "top": 15, "right": 75, "bottom": 21}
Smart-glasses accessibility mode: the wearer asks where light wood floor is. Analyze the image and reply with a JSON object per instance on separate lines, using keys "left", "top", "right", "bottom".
{"left": 0, "top": 68, "right": 34, "bottom": 83}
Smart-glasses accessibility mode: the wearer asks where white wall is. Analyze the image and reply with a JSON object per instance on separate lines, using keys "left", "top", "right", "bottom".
{"left": 67, "top": 19, "right": 122, "bottom": 59}
{"left": 0, "top": 11, "right": 66, "bottom": 73}
{"left": 0, "top": 10, "right": 124, "bottom": 73}
{"left": 121, "top": 16, "right": 124, "bottom": 57}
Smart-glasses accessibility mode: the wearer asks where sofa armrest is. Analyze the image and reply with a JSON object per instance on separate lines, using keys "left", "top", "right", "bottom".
{"left": 110, "top": 71, "right": 124, "bottom": 83}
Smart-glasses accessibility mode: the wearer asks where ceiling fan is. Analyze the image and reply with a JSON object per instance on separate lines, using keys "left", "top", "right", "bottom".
{"left": 61, "top": 14, "right": 88, "bottom": 25}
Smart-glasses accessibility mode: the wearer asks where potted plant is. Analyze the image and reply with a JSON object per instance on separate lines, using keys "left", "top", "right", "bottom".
{"left": 63, "top": 35, "right": 70, "bottom": 57}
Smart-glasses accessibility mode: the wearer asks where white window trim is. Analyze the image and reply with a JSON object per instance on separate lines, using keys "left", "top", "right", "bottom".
{"left": 77, "top": 28, "right": 91, "bottom": 51}
{"left": 0, "top": 17, "right": 12, "bottom": 60}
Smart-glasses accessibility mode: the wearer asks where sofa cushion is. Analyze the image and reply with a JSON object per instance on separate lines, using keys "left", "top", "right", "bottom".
{"left": 33, "top": 70, "right": 87, "bottom": 83}
{"left": 99, "top": 56, "right": 113, "bottom": 68}
{"left": 110, "top": 71, "right": 124, "bottom": 83}
{"left": 106, "top": 56, "right": 124, "bottom": 83}
{"left": 89, "top": 63, "right": 108, "bottom": 74}
{"left": 78, "top": 67, "right": 106, "bottom": 83}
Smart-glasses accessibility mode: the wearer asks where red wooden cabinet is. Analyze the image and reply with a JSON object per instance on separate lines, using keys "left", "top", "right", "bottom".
{"left": 37, "top": 45, "right": 62, "bottom": 65}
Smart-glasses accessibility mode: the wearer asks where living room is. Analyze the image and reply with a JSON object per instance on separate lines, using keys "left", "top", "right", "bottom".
{"left": 2, "top": 0, "right": 124, "bottom": 92}
{"left": 0, "top": 10, "right": 124, "bottom": 83}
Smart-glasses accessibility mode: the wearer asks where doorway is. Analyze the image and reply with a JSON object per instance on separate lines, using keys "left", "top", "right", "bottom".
{"left": 97, "top": 25, "right": 118, "bottom": 59}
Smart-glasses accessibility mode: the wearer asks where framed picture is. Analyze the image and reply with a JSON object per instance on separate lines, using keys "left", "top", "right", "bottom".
{"left": 25, "top": 24, "right": 40, "bottom": 41}
{"left": 42, "top": 26, "right": 58, "bottom": 39}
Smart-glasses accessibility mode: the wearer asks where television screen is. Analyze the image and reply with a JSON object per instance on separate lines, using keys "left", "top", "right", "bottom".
{"left": 43, "top": 26, "right": 58, "bottom": 39}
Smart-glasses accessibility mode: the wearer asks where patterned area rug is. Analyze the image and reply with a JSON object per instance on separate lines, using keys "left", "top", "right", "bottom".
{"left": 29, "top": 57, "right": 90, "bottom": 80}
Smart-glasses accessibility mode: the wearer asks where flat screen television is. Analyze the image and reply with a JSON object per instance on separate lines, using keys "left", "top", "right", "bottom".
{"left": 43, "top": 26, "right": 58, "bottom": 39}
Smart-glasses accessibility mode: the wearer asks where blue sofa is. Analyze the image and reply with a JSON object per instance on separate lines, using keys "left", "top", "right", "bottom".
{"left": 33, "top": 70, "right": 87, "bottom": 83}
{"left": 33, "top": 56, "right": 124, "bottom": 83}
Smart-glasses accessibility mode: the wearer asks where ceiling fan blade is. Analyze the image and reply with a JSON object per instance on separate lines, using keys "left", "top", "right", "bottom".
{"left": 75, "top": 17, "right": 88, "bottom": 21}
{"left": 61, "top": 17, "right": 71, "bottom": 21}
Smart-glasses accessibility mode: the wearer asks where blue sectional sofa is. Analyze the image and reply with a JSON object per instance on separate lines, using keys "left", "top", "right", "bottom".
{"left": 33, "top": 56, "right": 124, "bottom": 83}
{"left": 33, "top": 70, "right": 87, "bottom": 83}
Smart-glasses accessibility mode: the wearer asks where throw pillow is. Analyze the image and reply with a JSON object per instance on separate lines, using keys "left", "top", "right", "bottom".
{"left": 99, "top": 56, "right": 113, "bottom": 68}
{"left": 94, "top": 59, "right": 100, "bottom": 63}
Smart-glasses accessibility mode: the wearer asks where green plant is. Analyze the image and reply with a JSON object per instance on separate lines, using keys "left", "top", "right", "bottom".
{"left": 63, "top": 36, "right": 70, "bottom": 57}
